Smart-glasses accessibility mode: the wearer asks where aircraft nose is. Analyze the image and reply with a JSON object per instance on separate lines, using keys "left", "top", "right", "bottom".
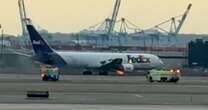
{"left": 152, "top": 56, "right": 164, "bottom": 68}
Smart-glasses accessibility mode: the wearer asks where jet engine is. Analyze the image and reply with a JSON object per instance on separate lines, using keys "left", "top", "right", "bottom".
{"left": 116, "top": 64, "right": 134, "bottom": 76}
{"left": 122, "top": 64, "right": 134, "bottom": 72}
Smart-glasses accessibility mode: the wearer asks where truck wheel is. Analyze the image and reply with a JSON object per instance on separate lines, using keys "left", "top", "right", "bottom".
{"left": 174, "top": 77, "right": 179, "bottom": 83}
{"left": 42, "top": 76, "right": 48, "bottom": 81}
{"left": 170, "top": 77, "right": 179, "bottom": 83}
{"left": 149, "top": 76, "right": 154, "bottom": 82}
{"left": 53, "top": 79, "right": 59, "bottom": 81}
{"left": 161, "top": 77, "right": 167, "bottom": 82}
{"left": 51, "top": 76, "right": 59, "bottom": 81}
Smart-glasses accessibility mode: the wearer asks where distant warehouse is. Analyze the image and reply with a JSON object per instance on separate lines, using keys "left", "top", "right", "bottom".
{"left": 188, "top": 39, "right": 208, "bottom": 67}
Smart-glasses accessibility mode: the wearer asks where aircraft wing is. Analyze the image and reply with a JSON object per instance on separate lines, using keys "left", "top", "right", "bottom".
{"left": 13, "top": 51, "right": 32, "bottom": 58}
{"left": 99, "top": 58, "right": 123, "bottom": 71}
{"left": 5, "top": 48, "right": 33, "bottom": 58}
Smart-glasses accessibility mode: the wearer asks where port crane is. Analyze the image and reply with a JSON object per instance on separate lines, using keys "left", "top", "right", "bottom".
{"left": 153, "top": 3, "right": 192, "bottom": 36}
{"left": 175, "top": 3, "right": 192, "bottom": 34}
{"left": 143, "top": 3, "right": 192, "bottom": 48}
{"left": 107, "top": 0, "right": 121, "bottom": 39}
{"left": 82, "top": 0, "right": 122, "bottom": 42}
{"left": 118, "top": 18, "right": 142, "bottom": 34}
{"left": 18, "top": 0, "right": 28, "bottom": 37}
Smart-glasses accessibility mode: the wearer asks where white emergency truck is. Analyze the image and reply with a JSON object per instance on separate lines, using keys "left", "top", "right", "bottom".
{"left": 146, "top": 68, "right": 181, "bottom": 83}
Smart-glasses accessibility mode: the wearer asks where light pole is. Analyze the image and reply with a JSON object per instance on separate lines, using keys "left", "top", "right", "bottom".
{"left": 0, "top": 24, "right": 3, "bottom": 70}
{"left": 0, "top": 25, "right": 3, "bottom": 55}
{"left": 0, "top": 24, "right": 2, "bottom": 54}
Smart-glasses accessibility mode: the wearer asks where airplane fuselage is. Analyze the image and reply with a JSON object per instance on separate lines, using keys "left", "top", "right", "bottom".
{"left": 57, "top": 51, "right": 163, "bottom": 70}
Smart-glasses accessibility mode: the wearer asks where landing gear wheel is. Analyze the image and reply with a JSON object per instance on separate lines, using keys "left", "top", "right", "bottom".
{"left": 83, "top": 71, "right": 93, "bottom": 75}
{"left": 99, "top": 70, "right": 109, "bottom": 76}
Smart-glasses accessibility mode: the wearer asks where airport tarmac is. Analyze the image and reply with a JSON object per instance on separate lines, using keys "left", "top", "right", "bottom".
{"left": 0, "top": 74, "right": 208, "bottom": 105}
{"left": 0, "top": 104, "right": 207, "bottom": 110}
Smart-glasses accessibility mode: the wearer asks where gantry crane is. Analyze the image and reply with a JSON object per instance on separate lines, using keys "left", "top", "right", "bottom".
{"left": 18, "top": 0, "right": 28, "bottom": 37}
{"left": 175, "top": 3, "right": 192, "bottom": 34}
{"left": 153, "top": 3, "right": 192, "bottom": 36}
{"left": 108, "top": 0, "right": 121, "bottom": 37}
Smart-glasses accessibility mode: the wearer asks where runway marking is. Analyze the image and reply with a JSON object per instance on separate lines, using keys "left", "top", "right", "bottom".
{"left": 133, "top": 94, "right": 144, "bottom": 98}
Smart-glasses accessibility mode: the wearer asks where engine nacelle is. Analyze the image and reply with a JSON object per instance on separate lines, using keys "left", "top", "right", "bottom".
{"left": 116, "top": 64, "right": 134, "bottom": 76}
{"left": 122, "top": 64, "right": 134, "bottom": 72}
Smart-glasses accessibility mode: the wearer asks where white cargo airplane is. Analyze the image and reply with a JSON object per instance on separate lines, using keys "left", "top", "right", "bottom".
{"left": 25, "top": 21, "right": 164, "bottom": 76}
